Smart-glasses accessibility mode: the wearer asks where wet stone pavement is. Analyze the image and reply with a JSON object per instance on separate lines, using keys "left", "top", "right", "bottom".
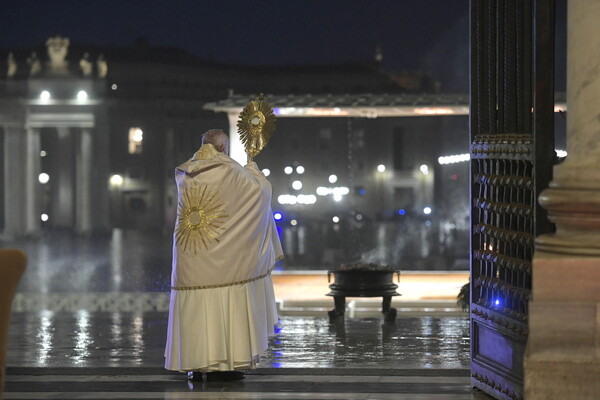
{"left": 6, "top": 313, "right": 480, "bottom": 399}
{"left": 2, "top": 231, "right": 489, "bottom": 399}
{"left": 7, "top": 313, "right": 469, "bottom": 369}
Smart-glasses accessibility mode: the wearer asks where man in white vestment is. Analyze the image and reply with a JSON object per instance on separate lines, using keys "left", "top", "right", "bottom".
{"left": 164, "top": 129, "right": 283, "bottom": 381}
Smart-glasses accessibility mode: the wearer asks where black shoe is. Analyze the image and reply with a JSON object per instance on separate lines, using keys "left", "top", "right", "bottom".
{"left": 187, "top": 371, "right": 204, "bottom": 381}
{"left": 206, "top": 371, "right": 245, "bottom": 382}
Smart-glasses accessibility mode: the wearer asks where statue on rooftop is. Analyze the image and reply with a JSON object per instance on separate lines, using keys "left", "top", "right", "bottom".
{"left": 7, "top": 52, "right": 17, "bottom": 78}
{"left": 80, "top": 52, "right": 92, "bottom": 77}
{"left": 46, "top": 35, "right": 70, "bottom": 75}
{"left": 96, "top": 54, "right": 107, "bottom": 78}
{"left": 27, "top": 52, "right": 41, "bottom": 76}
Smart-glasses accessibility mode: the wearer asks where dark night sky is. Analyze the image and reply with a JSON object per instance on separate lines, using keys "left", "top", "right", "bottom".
{"left": 0, "top": 0, "right": 471, "bottom": 92}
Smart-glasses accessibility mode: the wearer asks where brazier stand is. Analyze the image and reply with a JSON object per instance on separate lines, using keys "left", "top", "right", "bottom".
{"left": 327, "top": 269, "right": 401, "bottom": 321}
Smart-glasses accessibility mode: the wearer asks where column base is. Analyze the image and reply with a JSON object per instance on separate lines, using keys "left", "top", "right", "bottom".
{"left": 524, "top": 300, "right": 600, "bottom": 399}
{"left": 525, "top": 358, "right": 600, "bottom": 399}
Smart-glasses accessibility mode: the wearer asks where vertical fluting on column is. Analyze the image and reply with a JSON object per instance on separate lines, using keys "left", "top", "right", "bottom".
{"left": 525, "top": 1, "right": 600, "bottom": 399}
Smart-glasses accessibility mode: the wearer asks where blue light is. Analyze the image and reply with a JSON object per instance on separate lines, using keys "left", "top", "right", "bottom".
{"left": 494, "top": 299, "right": 500, "bottom": 306}
{"left": 398, "top": 209, "right": 406, "bottom": 216}
{"left": 274, "top": 212, "right": 283, "bottom": 221}
{"left": 358, "top": 188, "right": 366, "bottom": 195}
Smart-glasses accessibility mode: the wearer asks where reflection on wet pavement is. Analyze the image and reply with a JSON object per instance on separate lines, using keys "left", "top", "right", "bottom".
{"left": 3, "top": 230, "right": 476, "bottom": 399}
{"left": 8, "top": 313, "right": 469, "bottom": 370}
{"left": 264, "top": 316, "right": 469, "bottom": 369}
{"left": 4, "top": 230, "right": 173, "bottom": 293}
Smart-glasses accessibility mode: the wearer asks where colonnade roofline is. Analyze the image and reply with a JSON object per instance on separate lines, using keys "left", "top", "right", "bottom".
{"left": 205, "top": 92, "right": 567, "bottom": 118}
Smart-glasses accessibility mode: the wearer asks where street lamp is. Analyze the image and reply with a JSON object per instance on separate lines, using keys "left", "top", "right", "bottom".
{"left": 110, "top": 174, "right": 124, "bottom": 186}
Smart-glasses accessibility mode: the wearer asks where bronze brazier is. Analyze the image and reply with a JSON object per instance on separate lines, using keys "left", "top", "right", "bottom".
{"left": 327, "top": 266, "right": 401, "bottom": 321}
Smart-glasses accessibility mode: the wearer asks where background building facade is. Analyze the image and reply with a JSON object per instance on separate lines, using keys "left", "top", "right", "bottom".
{"left": 1, "top": 35, "right": 474, "bottom": 270}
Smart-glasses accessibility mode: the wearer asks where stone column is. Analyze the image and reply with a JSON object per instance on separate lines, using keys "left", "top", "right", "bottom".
{"left": 2, "top": 126, "right": 27, "bottom": 237}
{"left": 52, "top": 127, "right": 74, "bottom": 228}
{"left": 75, "top": 128, "right": 92, "bottom": 234}
{"left": 524, "top": 1, "right": 600, "bottom": 398}
{"left": 25, "top": 127, "right": 41, "bottom": 235}
{"left": 91, "top": 111, "right": 110, "bottom": 233}
{"left": 227, "top": 111, "right": 246, "bottom": 166}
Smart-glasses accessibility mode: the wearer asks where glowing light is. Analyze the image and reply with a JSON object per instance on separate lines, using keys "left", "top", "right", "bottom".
{"left": 328, "top": 174, "right": 338, "bottom": 184}
{"left": 317, "top": 186, "right": 349, "bottom": 197}
{"left": 414, "top": 107, "right": 454, "bottom": 115}
{"left": 425, "top": 220, "right": 432, "bottom": 227}
{"left": 332, "top": 187, "right": 349, "bottom": 196}
{"left": 398, "top": 209, "right": 406, "bottom": 216}
{"left": 77, "top": 90, "right": 88, "bottom": 101}
{"left": 273, "top": 107, "right": 297, "bottom": 116}
{"left": 41, "top": 214, "right": 49, "bottom": 222}
{"left": 292, "top": 180, "right": 302, "bottom": 190}
{"left": 332, "top": 216, "right": 340, "bottom": 223}
{"left": 290, "top": 219, "right": 298, "bottom": 226}
{"left": 296, "top": 166, "right": 305, "bottom": 174}
{"left": 132, "top": 129, "right": 143, "bottom": 143}
{"left": 273, "top": 212, "right": 283, "bottom": 221}
{"left": 333, "top": 194, "right": 343, "bottom": 202}
{"left": 273, "top": 107, "right": 349, "bottom": 117}
{"left": 40, "top": 91, "right": 51, "bottom": 101}
{"left": 38, "top": 173, "right": 50, "bottom": 184}
{"left": 556, "top": 149, "right": 567, "bottom": 158}
{"left": 438, "top": 153, "right": 470, "bottom": 165}
{"left": 262, "top": 168, "right": 271, "bottom": 177}
{"left": 40, "top": 150, "right": 47, "bottom": 157}
{"left": 494, "top": 299, "right": 500, "bottom": 306}
{"left": 377, "top": 164, "right": 386, "bottom": 173}
{"left": 316, "top": 187, "right": 329, "bottom": 196}
{"left": 420, "top": 164, "right": 429, "bottom": 175}
{"left": 110, "top": 174, "right": 124, "bottom": 186}
{"left": 284, "top": 166, "right": 293, "bottom": 175}
{"left": 296, "top": 194, "right": 316, "bottom": 204}
{"left": 423, "top": 207, "right": 432, "bottom": 215}
{"left": 355, "top": 213, "right": 363, "bottom": 221}
{"left": 111, "top": 84, "right": 118, "bottom": 90}
{"left": 278, "top": 195, "right": 297, "bottom": 205}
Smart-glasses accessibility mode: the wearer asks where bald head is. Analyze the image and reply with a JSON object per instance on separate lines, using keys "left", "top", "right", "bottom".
{"left": 202, "top": 129, "right": 230, "bottom": 155}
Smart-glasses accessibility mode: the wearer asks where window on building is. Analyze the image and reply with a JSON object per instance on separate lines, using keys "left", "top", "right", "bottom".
{"left": 129, "top": 197, "right": 147, "bottom": 212}
{"left": 319, "top": 128, "right": 332, "bottom": 150}
{"left": 394, "top": 187, "right": 415, "bottom": 209}
{"left": 353, "top": 129, "right": 365, "bottom": 148}
{"left": 128, "top": 127, "right": 144, "bottom": 154}
{"left": 393, "top": 126, "right": 414, "bottom": 169}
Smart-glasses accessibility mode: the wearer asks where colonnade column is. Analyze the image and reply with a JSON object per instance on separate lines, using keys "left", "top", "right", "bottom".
{"left": 52, "top": 127, "right": 74, "bottom": 227}
{"left": 25, "top": 127, "right": 41, "bottom": 235}
{"left": 2, "top": 126, "right": 27, "bottom": 237}
{"left": 524, "top": 1, "right": 600, "bottom": 398}
{"left": 75, "top": 128, "right": 92, "bottom": 234}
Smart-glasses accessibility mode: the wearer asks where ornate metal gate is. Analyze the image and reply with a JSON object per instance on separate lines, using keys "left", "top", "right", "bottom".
{"left": 469, "top": 1, "right": 555, "bottom": 399}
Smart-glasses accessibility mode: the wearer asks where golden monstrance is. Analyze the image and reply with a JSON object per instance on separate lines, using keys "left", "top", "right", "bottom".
{"left": 237, "top": 93, "right": 276, "bottom": 162}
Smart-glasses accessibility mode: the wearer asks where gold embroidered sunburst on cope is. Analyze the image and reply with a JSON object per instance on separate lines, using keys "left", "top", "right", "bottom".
{"left": 175, "top": 185, "right": 228, "bottom": 254}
